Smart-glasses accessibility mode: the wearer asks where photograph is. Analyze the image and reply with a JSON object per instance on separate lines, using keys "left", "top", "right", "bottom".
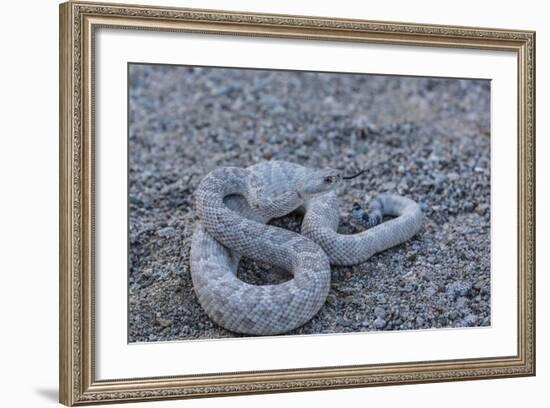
{"left": 127, "top": 64, "right": 491, "bottom": 342}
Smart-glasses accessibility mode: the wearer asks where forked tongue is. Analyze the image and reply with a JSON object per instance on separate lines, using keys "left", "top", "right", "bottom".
{"left": 342, "top": 169, "right": 366, "bottom": 180}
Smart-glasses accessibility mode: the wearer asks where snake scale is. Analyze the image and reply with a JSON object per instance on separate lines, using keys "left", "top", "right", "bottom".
{"left": 190, "top": 160, "right": 423, "bottom": 335}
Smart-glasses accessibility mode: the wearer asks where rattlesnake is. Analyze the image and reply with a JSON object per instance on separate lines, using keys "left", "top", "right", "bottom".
{"left": 190, "top": 161, "right": 423, "bottom": 335}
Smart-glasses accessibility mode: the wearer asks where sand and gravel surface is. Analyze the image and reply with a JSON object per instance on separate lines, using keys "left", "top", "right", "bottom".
{"left": 128, "top": 64, "right": 491, "bottom": 342}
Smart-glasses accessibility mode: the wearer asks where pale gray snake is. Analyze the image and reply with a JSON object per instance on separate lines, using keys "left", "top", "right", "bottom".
{"left": 190, "top": 160, "right": 423, "bottom": 335}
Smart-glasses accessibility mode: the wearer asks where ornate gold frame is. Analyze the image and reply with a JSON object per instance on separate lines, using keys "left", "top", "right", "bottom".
{"left": 59, "top": 1, "right": 536, "bottom": 405}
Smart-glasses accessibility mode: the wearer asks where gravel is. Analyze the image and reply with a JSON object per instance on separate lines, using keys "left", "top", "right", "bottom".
{"left": 128, "top": 63, "right": 491, "bottom": 342}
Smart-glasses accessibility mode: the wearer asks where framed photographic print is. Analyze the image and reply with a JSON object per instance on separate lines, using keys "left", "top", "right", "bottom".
{"left": 59, "top": 1, "right": 536, "bottom": 405}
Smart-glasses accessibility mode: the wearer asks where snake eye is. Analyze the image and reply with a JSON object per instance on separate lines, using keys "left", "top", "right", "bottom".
{"left": 324, "top": 176, "right": 333, "bottom": 183}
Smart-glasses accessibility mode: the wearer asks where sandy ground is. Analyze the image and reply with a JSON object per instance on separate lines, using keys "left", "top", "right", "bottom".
{"left": 128, "top": 64, "right": 491, "bottom": 342}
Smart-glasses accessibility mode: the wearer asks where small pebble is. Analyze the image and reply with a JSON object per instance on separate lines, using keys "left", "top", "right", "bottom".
{"left": 157, "top": 227, "right": 176, "bottom": 238}
{"left": 374, "top": 306, "right": 387, "bottom": 319}
{"left": 473, "top": 279, "right": 485, "bottom": 291}
{"left": 157, "top": 318, "right": 173, "bottom": 328}
{"left": 464, "top": 314, "right": 477, "bottom": 326}
{"left": 463, "top": 201, "right": 474, "bottom": 212}
{"left": 374, "top": 317, "right": 387, "bottom": 329}
{"left": 446, "top": 281, "right": 472, "bottom": 299}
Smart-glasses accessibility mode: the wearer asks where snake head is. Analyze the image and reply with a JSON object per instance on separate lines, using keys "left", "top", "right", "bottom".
{"left": 297, "top": 168, "right": 343, "bottom": 197}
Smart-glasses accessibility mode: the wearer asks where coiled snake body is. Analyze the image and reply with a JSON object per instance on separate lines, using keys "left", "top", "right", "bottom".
{"left": 190, "top": 161, "right": 422, "bottom": 335}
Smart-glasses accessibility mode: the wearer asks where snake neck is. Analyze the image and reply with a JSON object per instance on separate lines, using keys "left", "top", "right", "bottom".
{"left": 195, "top": 167, "right": 249, "bottom": 216}
{"left": 244, "top": 161, "right": 309, "bottom": 218}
